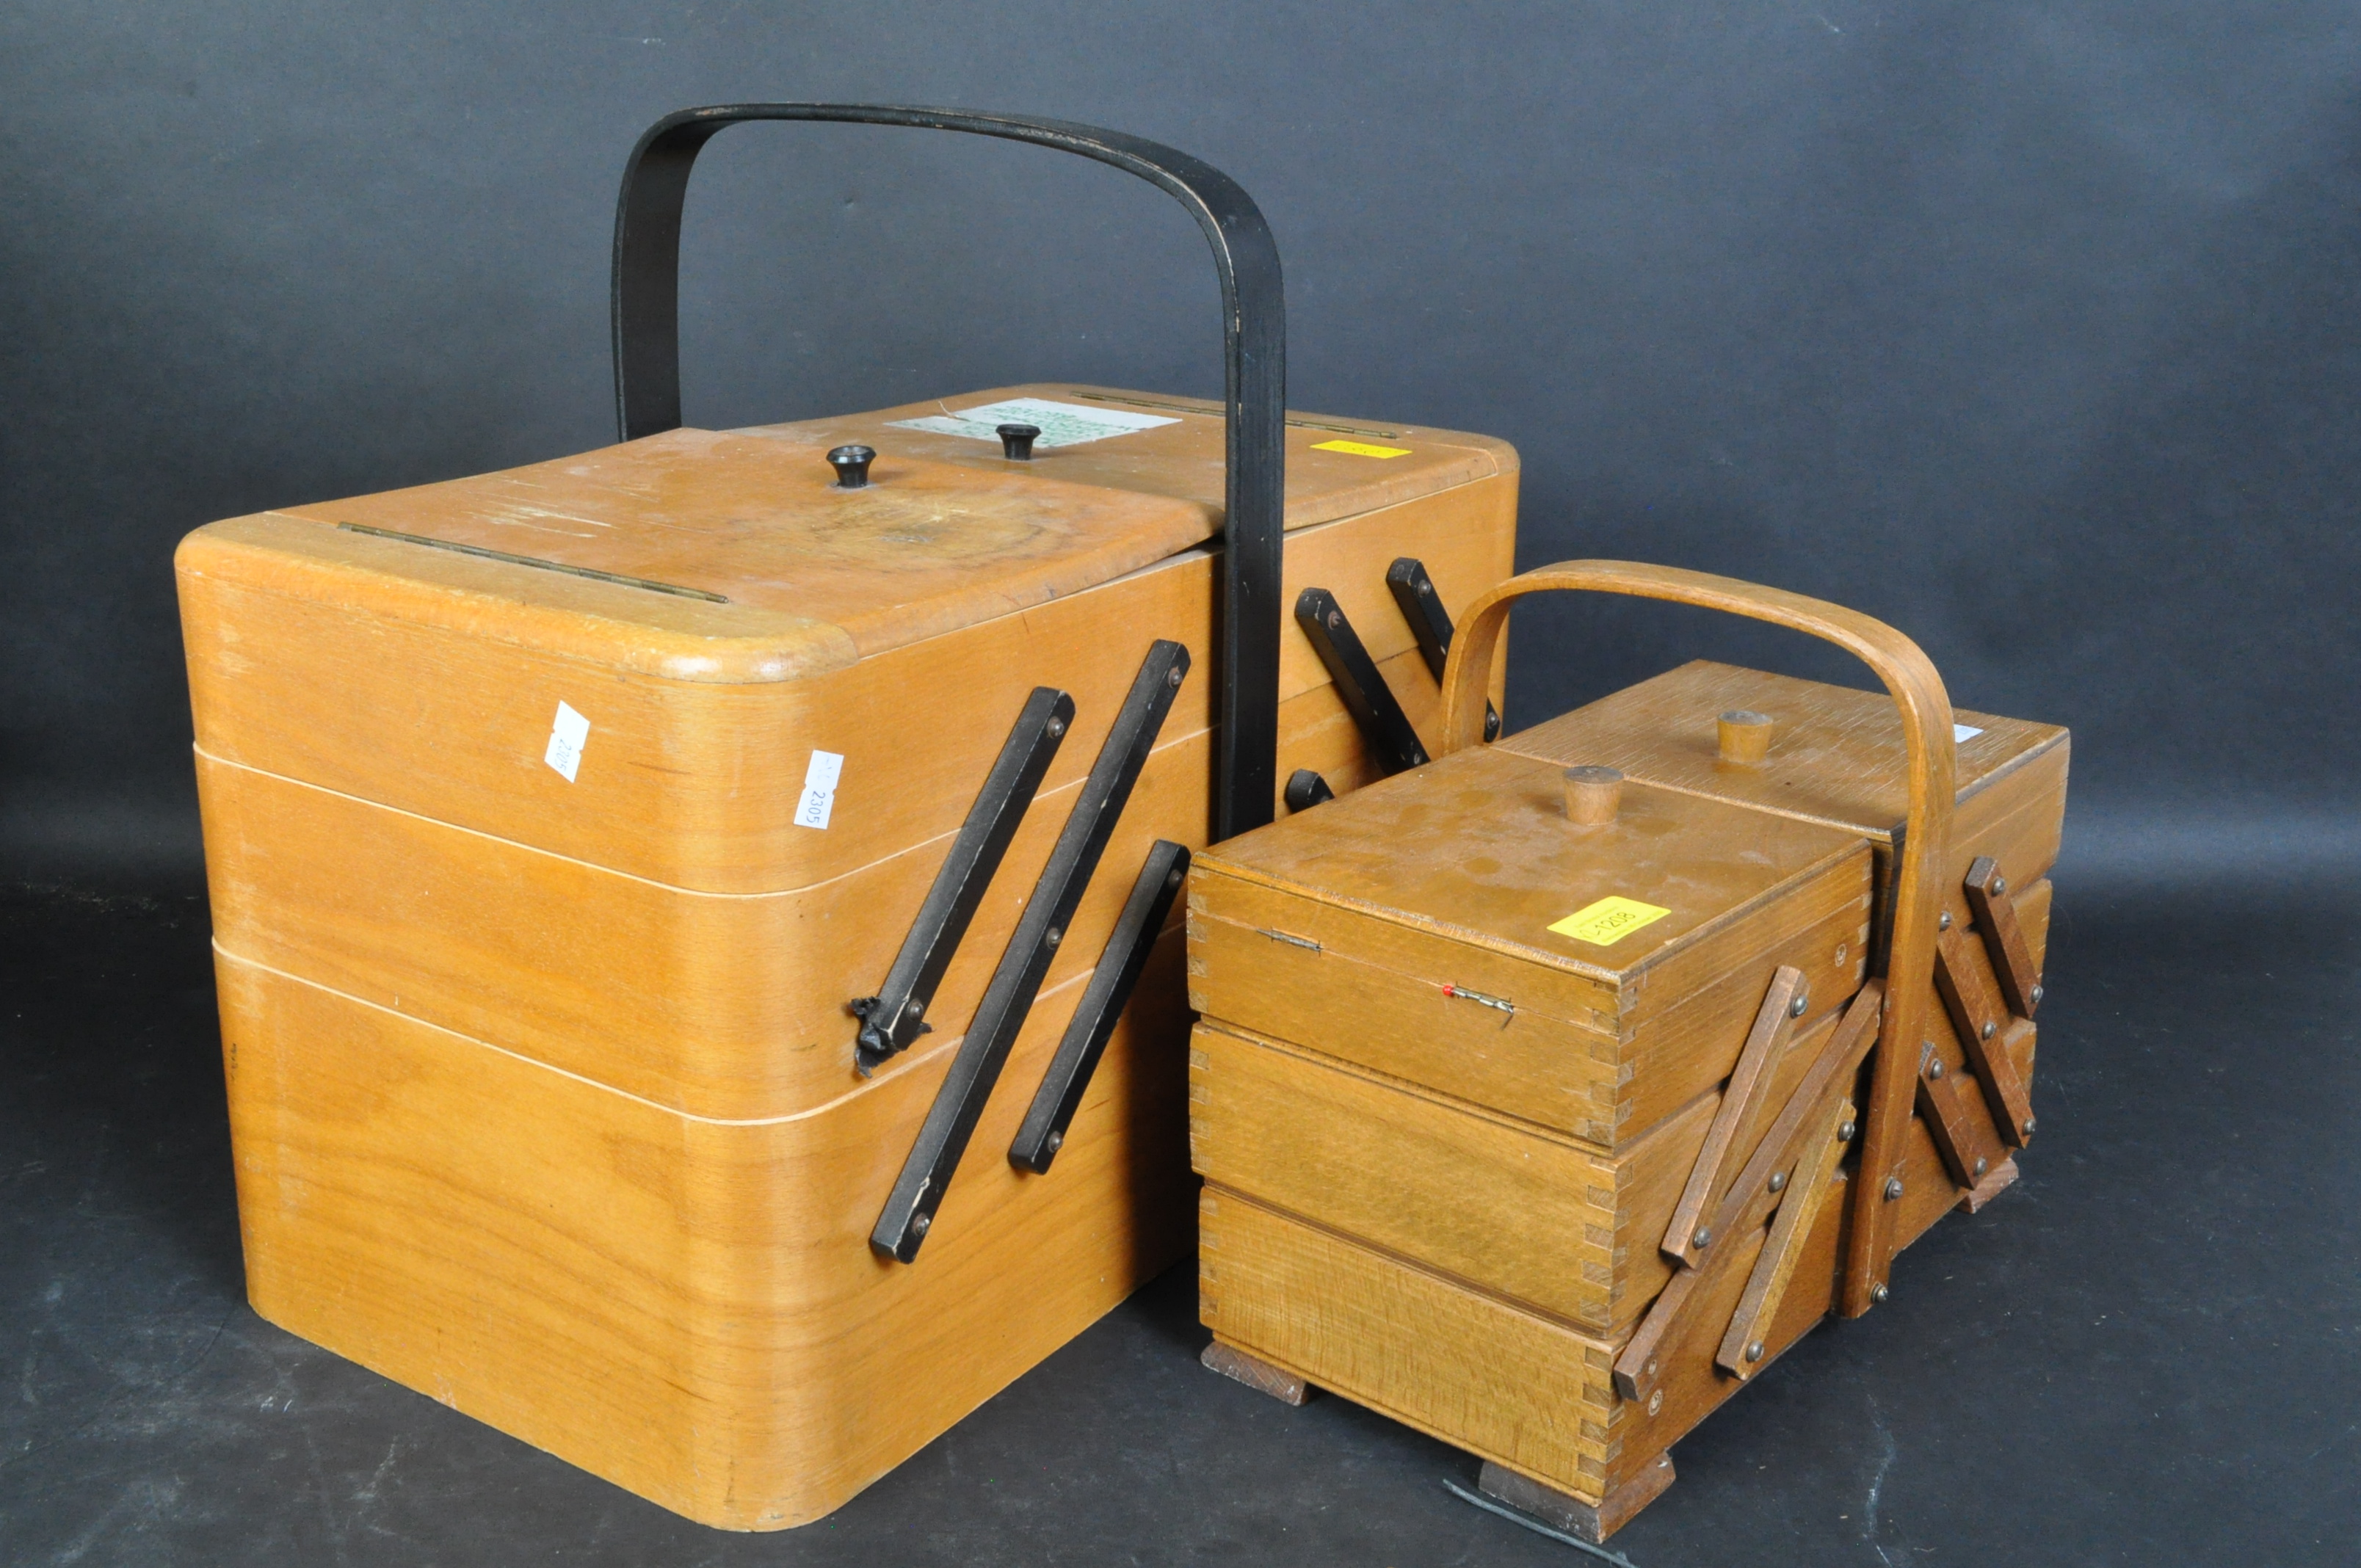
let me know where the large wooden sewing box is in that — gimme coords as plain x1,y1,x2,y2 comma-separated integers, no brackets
175,106,1517,1528
1189,562,2067,1539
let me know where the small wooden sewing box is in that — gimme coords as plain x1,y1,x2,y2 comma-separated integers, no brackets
1187,561,2066,1539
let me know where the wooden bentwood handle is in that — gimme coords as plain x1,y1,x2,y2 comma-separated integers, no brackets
1437,561,1957,1317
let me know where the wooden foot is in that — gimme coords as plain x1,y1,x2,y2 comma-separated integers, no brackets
1958,1156,2020,1213
1478,1452,1675,1543
1200,1340,1312,1406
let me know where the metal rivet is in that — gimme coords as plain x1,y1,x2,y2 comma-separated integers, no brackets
2022,1116,2037,1136
1973,1156,1988,1177
2029,984,2045,1006
1992,876,2008,897
1884,1176,1904,1201
906,998,925,1020
1327,609,1342,630
1167,869,1183,888
1768,1170,1787,1194
1047,716,1067,738
1167,666,1184,688
1691,1227,1713,1249
1927,1058,1944,1079
1789,992,1809,1017
1940,910,1953,930
1871,1282,1890,1305
1045,927,1063,948
1981,1020,1996,1041
1746,1341,1765,1363
1045,1130,1064,1153
910,1212,932,1236
1838,1119,1857,1143
1647,1389,1664,1415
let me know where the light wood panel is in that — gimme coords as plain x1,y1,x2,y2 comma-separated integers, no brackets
217,931,1192,1532
1189,1011,1835,1335
197,645,1434,1121
180,475,1514,895
1185,752,1871,1148
287,431,1220,658
1198,1188,1622,1497
1501,660,2065,843
736,382,1520,533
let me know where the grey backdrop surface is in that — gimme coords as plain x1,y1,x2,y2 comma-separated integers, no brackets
3,1,2357,882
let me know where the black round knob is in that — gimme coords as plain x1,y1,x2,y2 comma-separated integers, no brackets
996,424,1041,461
827,445,875,489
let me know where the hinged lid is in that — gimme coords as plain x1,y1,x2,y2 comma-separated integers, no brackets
739,382,1516,534
1188,743,1873,1147
188,387,1514,686
1502,661,2065,841
1200,744,1867,990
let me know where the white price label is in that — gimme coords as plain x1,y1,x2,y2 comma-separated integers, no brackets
796,750,845,830
545,701,590,783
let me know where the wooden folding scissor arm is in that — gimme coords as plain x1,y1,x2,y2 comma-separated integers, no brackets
1615,979,1885,1404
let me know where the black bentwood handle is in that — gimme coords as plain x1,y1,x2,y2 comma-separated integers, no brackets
612,104,1285,840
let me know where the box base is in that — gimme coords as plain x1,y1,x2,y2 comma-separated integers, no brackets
1200,1339,1313,1406
1479,1453,1675,1543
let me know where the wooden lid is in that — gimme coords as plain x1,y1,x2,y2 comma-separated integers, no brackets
1502,661,2068,841
188,386,1514,685
1197,744,1866,984
736,383,1517,533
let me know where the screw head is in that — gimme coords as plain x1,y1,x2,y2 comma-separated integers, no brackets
1838,1119,1857,1143
1045,926,1063,949
1992,876,2008,896
2029,984,2045,1007
1167,868,1183,888
2022,1116,2037,1136
906,998,925,1020
1327,609,1342,630
1981,1020,1997,1041
1768,1170,1788,1194
1167,666,1184,688
1973,1156,1988,1177
1871,1282,1891,1305
910,1211,932,1236
1927,1058,1944,1080
1647,1389,1664,1415
1047,716,1067,738
1746,1340,1765,1363
1789,992,1810,1017
1644,1357,1658,1378
1940,910,1953,930
1691,1227,1713,1249
1884,1176,1905,1201
1045,1130,1065,1153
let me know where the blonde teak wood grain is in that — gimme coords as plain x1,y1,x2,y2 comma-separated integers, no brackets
179,446,1514,895
219,932,1191,1531
180,384,1520,1528
737,383,1517,532
195,648,1425,1120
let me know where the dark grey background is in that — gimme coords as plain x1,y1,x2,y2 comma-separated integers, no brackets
4,0,2358,882
4,4,2359,1566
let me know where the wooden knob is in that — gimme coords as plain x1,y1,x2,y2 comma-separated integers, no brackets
1717,709,1774,765
1562,765,1623,825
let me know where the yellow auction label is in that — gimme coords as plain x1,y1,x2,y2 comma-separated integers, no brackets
1310,438,1412,459
1549,896,1673,947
